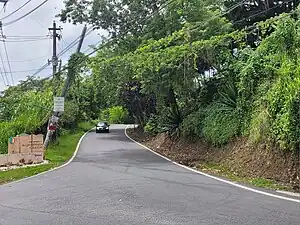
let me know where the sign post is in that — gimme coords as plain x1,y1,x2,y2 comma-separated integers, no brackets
54,97,64,112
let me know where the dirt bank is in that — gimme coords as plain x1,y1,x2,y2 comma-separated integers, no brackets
127,128,300,192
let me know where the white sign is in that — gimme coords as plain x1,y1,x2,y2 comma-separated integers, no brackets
54,97,64,112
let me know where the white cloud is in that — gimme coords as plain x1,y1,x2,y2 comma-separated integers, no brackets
0,0,104,91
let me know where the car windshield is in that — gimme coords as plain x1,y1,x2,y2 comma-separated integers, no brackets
97,122,107,126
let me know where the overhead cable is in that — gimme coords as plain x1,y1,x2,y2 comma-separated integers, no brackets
2,40,14,85
0,49,9,86
0,38,49,43
32,26,94,77
2,0,49,26
0,0,32,21
0,66,7,87
42,0,178,80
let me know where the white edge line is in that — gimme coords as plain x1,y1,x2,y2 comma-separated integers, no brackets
276,190,300,198
1,128,93,187
125,125,300,203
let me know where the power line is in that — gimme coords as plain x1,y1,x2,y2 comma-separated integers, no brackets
5,54,49,63
190,0,247,31
2,40,13,85
0,0,32,21
84,0,178,57
4,35,49,38
58,0,296,82
234,0,295,25
32,26,94,76
2,0,49,26
0,38,49,43
1,67,51,73
42,0,178,80
0,65,7,87
0,47,9,86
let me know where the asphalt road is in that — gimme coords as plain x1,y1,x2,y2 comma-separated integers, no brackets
0,125,299,225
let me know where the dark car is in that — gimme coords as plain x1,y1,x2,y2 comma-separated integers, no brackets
96,122,110,133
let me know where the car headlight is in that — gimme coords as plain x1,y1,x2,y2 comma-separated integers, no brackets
106,127,109,129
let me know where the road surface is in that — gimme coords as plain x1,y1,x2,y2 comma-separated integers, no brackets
0,125,299,225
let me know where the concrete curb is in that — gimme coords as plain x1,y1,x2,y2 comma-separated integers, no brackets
124,125,300,203
0,128,93,187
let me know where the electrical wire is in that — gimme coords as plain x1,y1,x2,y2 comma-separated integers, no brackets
0,0,32,21
1,67,51,73
57,27,94,57
4,35,49,38
42,0,178,80
2,0,49,26
33,63,49,76
0,48,9,86
0,38,49,43
2,40,14,85
32,26,94,76
190,0,247,31
54,0,296,81
0,66,7,87
83,0,178,57
233,0,295,25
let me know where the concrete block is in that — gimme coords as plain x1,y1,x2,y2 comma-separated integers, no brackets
0,155,8,166
7,154,25,165
30,152,44,163
19,135,32,154
31,134,44,152
8,137,20,154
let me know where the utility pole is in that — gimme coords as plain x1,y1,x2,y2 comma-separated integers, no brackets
48,21,61,96
0,0,8,6
61,25,87,98
43,25,87,149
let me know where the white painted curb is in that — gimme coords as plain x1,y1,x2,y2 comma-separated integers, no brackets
125,125,300,203
0,128,93,187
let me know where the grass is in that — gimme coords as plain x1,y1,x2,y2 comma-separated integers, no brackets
0,122,93,185
197,163,291,191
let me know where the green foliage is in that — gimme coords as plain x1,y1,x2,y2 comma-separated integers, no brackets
202,104,240,145
99,106,129,124
0,89,52,154
180,109,205,139
60,101,80,130
218,80,238,111
54,1,300,153
109,106,129,124
266,63,300,150
0,127,88,184
249,104,270,144
144,115,160,135
160,105,183,137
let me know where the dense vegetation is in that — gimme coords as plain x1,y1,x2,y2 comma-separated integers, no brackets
1,0,300,155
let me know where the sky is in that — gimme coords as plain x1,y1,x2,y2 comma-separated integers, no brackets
0,0,104,91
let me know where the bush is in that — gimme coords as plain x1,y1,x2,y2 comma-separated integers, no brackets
180,109,205,139
265,63,300,150
0,89,52,154
99,106,129,124
144,115,160,135
202,104,240,145
60,101,80,130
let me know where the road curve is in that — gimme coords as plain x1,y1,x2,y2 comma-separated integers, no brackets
0,125,299,225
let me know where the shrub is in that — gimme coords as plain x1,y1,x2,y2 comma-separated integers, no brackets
99,106,129,124
202,104,240,145
266,63,300,150
144,115,160,135
159,105,183,137
180,109,205,139
109,106,129,123
60,101,80,130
